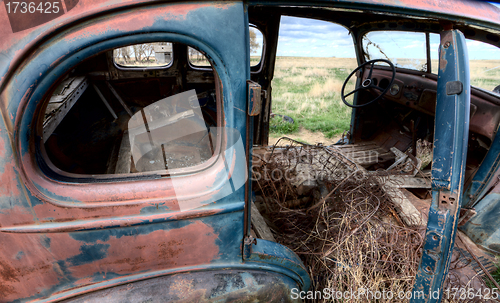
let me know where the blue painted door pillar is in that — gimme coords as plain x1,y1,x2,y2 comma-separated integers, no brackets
411,29,470,302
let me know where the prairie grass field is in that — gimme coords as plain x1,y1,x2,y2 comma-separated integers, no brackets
270,57,358,139
270,57,500,140
469,60,500,91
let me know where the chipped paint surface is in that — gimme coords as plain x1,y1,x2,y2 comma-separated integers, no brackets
62,4,218,42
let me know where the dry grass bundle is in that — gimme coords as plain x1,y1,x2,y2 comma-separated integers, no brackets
255,138,424,302
254,138,494,302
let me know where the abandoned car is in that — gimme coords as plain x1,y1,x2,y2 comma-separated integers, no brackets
0,0,500,302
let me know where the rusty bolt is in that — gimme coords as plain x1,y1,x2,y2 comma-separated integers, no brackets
444,42,451,48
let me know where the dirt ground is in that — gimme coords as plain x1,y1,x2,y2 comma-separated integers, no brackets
269,127,343,146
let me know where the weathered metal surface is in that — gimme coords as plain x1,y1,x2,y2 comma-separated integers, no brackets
248,0,500,32
411,29,471,303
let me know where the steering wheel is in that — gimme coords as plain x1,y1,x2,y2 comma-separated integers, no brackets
341,59,396,108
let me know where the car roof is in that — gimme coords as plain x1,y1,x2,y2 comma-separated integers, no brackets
1,0,499,90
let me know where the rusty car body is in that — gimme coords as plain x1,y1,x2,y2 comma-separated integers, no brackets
0,0,500,302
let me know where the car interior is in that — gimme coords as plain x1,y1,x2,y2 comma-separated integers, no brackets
248,6,500,199
38,5,500,200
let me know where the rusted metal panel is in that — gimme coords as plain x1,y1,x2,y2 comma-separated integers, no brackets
61,270,302,303
0,217,229,301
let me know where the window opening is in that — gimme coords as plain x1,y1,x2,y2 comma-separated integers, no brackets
42,42,219,176
114,42,173,67
271,16,356,144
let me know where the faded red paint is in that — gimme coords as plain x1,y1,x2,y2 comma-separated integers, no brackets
396,0,500,23
0,206,34,228
63,3,223,42
0,160,20,196
71,221,219,279
0,134,5,156
0,221,219,301
30,198,170,223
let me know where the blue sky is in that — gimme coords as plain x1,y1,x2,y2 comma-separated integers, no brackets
272,15,500,60
276,16,355,58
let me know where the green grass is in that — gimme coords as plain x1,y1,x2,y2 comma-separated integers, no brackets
297,112,351,138
269,115,299,136
270,57,357,138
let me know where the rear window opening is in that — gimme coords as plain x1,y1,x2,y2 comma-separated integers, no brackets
41,42,220,177
113,42,173,68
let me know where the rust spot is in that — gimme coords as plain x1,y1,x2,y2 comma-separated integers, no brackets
0,260,19,282
0,282,17,298
439,45,448,71
440,21,453,31
438,31,454,72
159,240,184,259
0,233,65,301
